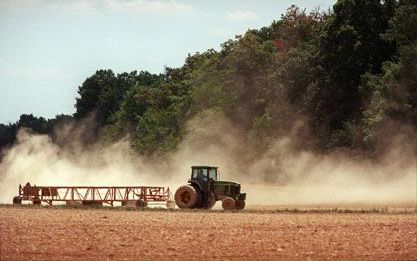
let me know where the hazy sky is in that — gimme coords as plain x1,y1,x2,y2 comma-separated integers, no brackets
0,0,335,124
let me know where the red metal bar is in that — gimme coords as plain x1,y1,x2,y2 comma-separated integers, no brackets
15,183,173,206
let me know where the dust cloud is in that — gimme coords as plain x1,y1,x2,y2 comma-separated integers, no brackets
171,110,416,205
0,129,171,203
0,109,415,206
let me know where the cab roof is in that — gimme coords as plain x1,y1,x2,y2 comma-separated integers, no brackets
191,166,218,169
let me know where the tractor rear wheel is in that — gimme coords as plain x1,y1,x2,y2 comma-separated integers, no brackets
235,200,245,210
191,185,203,208
222,197,236,210
175,185,198,209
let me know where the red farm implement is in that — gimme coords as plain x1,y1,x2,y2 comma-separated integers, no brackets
13,182,174,208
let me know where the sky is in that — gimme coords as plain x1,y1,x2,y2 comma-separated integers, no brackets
0,0,336,124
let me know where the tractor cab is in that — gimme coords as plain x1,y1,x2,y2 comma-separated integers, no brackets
189,166,217,197
190,166,218,182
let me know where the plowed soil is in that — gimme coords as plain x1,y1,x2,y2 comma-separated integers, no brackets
1,206,416,260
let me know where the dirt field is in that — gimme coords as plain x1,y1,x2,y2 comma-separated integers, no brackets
1,206,416,260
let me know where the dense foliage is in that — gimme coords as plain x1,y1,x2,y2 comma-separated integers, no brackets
1,0,415,159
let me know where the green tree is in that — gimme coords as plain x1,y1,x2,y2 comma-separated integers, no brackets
360,0,417,152
0,123,17,149
221,32,277,128
17,114,48,134
74,70,118,124
313,0,397,149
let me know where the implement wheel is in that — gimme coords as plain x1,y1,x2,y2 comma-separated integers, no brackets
235,200,245,210
33,199,41,205
135,199,147,208
222,197,236,210
175,185,198,209
13,196,21,205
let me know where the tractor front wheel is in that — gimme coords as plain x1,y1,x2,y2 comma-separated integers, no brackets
175,185,199,209
235,200,245,210
222,197,236,210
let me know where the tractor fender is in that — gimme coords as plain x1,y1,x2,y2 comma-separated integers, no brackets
189,180,204,193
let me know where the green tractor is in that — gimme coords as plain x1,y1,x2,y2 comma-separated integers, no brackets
174,166,246,210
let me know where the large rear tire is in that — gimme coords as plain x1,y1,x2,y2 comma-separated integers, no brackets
235,200,245,210
222,197,236,210
191,185,203,208
175,185,198,209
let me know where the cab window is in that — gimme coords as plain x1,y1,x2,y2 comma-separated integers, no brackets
199,168,208,177
208,169,217,180
192,169,198,179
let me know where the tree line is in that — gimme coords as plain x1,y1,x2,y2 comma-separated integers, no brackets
1,0,415,159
